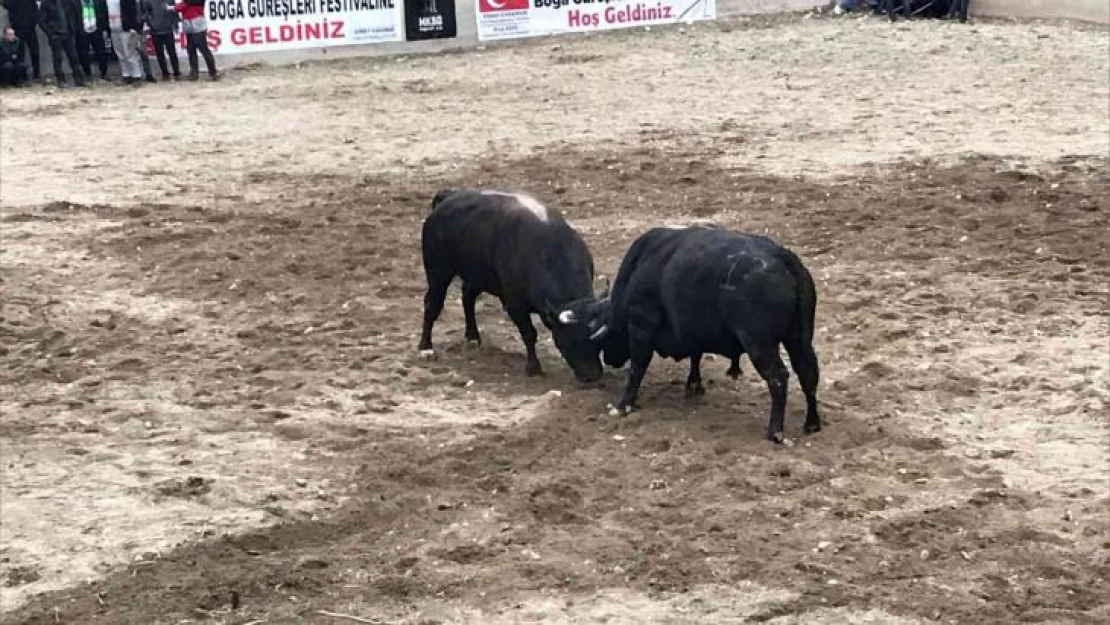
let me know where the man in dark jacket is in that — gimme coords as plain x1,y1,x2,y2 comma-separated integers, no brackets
70,0,110,80
38,0,87,86
0,26,28,86
1,0,40,80
141,0,178,79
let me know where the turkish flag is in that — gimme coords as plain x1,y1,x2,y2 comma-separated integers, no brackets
478,0,529,12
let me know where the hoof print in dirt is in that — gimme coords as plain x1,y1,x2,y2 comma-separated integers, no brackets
3,565,41,587
155,476,212,498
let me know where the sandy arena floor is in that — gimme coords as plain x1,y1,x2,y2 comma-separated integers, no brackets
1,10,1108,625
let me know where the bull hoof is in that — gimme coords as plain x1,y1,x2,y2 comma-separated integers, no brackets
726,365,742,379
684,383,706,399
525,362,544,377
418,349,436,361
804,420,822,435
609,402,634,417
767,431,785,445
465,338,482,348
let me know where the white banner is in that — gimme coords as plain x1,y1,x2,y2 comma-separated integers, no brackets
190,0,404,54
475,0,715,42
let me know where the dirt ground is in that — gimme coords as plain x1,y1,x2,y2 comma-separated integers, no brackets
1,10,1108,625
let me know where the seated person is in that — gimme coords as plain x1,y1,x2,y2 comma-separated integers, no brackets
0,27,28,87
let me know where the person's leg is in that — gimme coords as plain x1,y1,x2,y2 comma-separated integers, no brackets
17,25,41,79
165,34,181,77
152,33,170,78
62,34,87,85
165,33,180,76
0,64,12,87
110,30,128,80
75,30,93,77
195,31,217,78
49,38,67,86
137,36,156,81
93,30,109,78
185,32,200,79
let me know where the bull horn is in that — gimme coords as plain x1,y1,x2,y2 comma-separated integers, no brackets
589,325,609,341
558,310,577,325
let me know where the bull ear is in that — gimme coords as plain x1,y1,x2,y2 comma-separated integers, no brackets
589,324,609,341
558,310,578,325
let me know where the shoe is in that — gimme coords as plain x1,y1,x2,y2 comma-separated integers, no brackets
145,75,157,83
208,72,220,82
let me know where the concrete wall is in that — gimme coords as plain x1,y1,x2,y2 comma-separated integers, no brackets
973,0,1109,24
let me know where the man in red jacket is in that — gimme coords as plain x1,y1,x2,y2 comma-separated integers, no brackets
173,0,217,81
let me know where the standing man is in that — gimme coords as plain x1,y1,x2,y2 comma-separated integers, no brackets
72,0,110,81
142,0,178,79
106,0,143,83
173,0,217,81
38,0,87,86
1,0,40,81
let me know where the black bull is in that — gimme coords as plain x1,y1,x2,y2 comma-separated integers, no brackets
417,188,609,383
562,226,822,444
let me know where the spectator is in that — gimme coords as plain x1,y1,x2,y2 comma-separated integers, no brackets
73,0,111,81
142,0,179,80
1,0,40,81
38,0,87,87
106,0,143,84
133,0,158,82
173,0,218,81
0,26,29,86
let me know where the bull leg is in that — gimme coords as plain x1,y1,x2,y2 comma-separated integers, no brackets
418,269,454,359
745,343,790,444
785,337,822,435
461,284,482,346
726,356,742,379
616,327,656,412
505,302,543,377
685,354,706,398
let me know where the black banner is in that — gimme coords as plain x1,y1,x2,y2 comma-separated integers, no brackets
404,0,456,40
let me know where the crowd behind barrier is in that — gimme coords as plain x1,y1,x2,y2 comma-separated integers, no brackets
0,0,1106,86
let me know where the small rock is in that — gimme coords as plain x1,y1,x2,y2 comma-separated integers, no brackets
920,549,930,560
295,478,308,488
1063,510,1073,522
826,579,839,586
649,480,667,490
817,541,832,552
960,550,972,561
612,435,626,442
964,448,982,459
546,390,561,398
465,380,475,388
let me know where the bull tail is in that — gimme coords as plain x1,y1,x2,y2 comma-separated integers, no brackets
776,247,816,346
